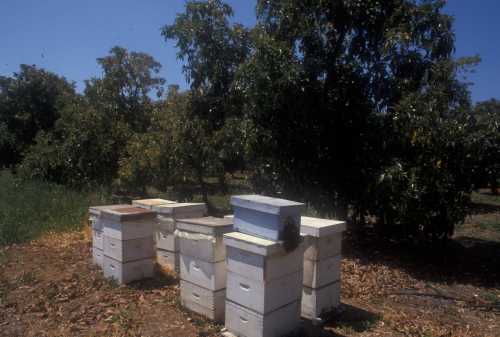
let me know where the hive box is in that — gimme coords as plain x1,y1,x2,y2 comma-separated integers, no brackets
181,280,226,322
152,203,207,219
92,228,104,250
157,249,179,271
176,217,233,262
224,232,304,282
100,207,156,284
132,198,176,210
103,256,154,284
225,300,301,337
103,235,154,262
230,195,304,241
301,281,341,320
223,232,303,336
92,247,104,267
300,216,345,320
178,217,233,320
89,204,130,231
101,207,155,240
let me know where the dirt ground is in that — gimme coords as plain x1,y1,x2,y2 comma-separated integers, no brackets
0,193,499,337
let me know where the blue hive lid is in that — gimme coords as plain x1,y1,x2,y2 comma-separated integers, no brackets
230,195,304,215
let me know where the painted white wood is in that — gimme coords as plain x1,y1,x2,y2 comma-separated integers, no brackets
300,216,346,237
180,280,226,322
92,247,104,268
301,281,341,320
303,233,342,261
225,245,304,282
178,234,225,262
155,216,176,232
103,256,154,284
231,195,303,241
155,230,178,251
103,219,153,240
89,204,130,231
225,300,301,337
103,236,154,262
132,199,176,210
152,203,207,218
226,270,302,315
92,229,104,250
303,254,341,288
156,249,179,271
223,232,288,257
176,217,233,236
180,254,226,291
100,207,155,222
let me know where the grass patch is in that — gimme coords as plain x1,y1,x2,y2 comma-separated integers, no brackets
0,170,111,246
471,190,500,206
478,219,500,231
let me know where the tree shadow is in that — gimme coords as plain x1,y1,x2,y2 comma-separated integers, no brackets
468,202,500,215
342,228,500,288
128,265,179,290
296,303,379,337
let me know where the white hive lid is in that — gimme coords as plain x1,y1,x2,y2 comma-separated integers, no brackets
230,195,304,215
300,216,346,237
132,198,176,209
223,231,303,256
176,216,233,236
152,202,206,215
100,206,155,222
88,204,130,217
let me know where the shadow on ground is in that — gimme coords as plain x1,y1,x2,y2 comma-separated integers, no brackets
342,225,500,288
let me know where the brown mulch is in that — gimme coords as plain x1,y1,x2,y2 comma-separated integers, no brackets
0,227,499,337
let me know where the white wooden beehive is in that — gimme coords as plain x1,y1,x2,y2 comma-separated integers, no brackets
225,300,301,337
301,281,341,320
92,247,104,268
179,254,226,291
92,229,104,250
156,249,179,271
103,235,154,262
180,280,225,322
101,207,155,240
132,198,176,210
303,254,341,288
231,195,304,241
226,270,302,315
152,202,207,219
89,204,130,231
224,232,304,282
155,230,178,251
176,216,233,262
102,256,154,284
301,216,345,261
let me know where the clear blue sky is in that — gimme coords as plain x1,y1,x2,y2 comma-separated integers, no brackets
1,0,498,102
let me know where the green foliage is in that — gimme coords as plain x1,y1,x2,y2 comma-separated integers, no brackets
472,99,500,194
19,47,165,188
0,170,111,246
0,65,76,166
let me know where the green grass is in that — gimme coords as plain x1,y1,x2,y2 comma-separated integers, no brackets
471,190,500,206
0,170,111,246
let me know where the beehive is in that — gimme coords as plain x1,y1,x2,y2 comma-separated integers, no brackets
300,216,346,320
176,216,233,321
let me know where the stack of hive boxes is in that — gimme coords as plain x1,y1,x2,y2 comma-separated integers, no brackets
89,204,130,268
176,217,233,321
100,206,156,284
300,216,346,321
223,195,305,337
152,203,207,271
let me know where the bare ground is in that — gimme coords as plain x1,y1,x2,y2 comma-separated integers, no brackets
1,194,499,337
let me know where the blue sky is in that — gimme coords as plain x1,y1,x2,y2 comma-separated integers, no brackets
1,0,498,102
